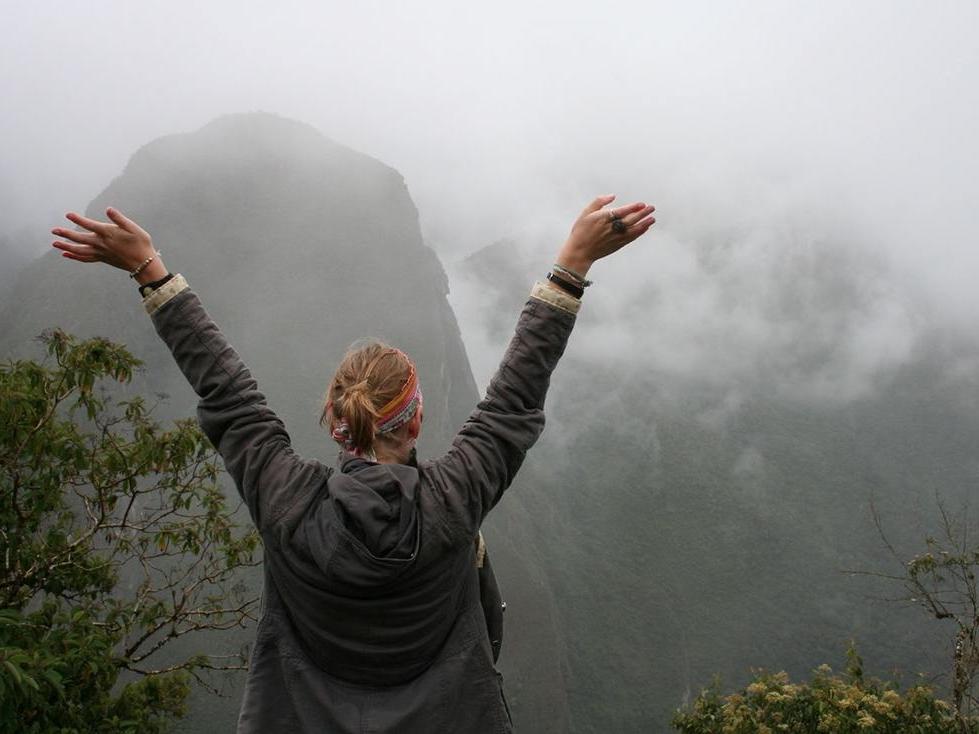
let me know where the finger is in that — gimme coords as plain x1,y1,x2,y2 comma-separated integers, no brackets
621,204,656,226
631,215,656,233
582,195,616,216
60,250,99,263
51,227,98,245
617,217,656,243
65,211,109,234
607,201,647,221
52,240,100,259
106,206,140,233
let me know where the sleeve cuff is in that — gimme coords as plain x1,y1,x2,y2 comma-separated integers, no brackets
142,273,189,315
530,280,581,315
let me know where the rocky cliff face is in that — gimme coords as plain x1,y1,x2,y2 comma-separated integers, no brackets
0,114,568,732
1,113,477,461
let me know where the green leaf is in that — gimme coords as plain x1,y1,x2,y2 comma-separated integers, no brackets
3,660,23,685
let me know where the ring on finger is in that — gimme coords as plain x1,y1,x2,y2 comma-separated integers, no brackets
607,210,618,222
611,219,628,234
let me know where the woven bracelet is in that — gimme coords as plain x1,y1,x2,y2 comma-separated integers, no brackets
552,263,592,287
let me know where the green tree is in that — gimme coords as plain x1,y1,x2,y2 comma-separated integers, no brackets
0,330,260,733
867,499,979,731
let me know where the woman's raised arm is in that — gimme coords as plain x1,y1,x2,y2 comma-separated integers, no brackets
425,195,655,535
51,209,323,536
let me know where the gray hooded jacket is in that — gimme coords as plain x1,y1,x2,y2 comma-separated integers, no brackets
146,276,578,733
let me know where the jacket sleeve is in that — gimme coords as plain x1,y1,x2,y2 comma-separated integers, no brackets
147,275,327,536
424,282,578,536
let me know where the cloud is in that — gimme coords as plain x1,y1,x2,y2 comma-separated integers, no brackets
452,172,921,405
3,0,976,327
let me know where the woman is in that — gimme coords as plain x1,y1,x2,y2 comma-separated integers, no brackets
51,195,655,733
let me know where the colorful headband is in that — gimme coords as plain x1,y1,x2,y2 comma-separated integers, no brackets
375,355,423,435
326,351,422,453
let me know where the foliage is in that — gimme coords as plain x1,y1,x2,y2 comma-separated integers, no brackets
0,330,261,733
672,645,974,733
867,499,979,727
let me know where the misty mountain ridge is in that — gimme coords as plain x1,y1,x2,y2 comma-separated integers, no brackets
453,229,979,730
0,230,34,304
0,112,471,448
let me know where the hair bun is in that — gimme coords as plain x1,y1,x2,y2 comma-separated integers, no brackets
346,378,372,397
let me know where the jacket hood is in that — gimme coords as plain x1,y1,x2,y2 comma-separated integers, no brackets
323,454,421,572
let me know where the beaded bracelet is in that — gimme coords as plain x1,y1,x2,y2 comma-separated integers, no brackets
129,251,160,279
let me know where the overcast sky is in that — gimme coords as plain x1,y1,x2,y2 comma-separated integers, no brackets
3,1,977,319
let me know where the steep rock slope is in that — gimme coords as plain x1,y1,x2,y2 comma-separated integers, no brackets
1,113,476,460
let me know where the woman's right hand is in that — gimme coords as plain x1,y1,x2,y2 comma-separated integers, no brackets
555,195,655,278
52,208,167,285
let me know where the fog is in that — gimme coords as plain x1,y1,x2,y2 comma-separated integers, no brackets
4,1,979,730
4,2,978,315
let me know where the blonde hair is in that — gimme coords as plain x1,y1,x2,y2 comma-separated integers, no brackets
321,340,416,454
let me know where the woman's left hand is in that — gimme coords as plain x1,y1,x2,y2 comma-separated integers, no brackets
52,208,167,283
556,195,655,278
